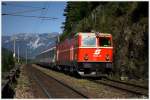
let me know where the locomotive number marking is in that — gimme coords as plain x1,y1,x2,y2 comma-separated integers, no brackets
93,49,101,55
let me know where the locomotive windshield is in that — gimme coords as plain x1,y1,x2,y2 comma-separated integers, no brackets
82,35,96,47
99,37,111,47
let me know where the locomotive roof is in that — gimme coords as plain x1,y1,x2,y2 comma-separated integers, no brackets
39,46,56,55
75,32,112,37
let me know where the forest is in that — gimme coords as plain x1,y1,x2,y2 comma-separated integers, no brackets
2,48,15,76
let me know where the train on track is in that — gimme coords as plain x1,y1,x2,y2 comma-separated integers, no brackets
35,32,113,77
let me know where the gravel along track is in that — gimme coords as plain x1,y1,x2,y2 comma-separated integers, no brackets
29,64,147,98
92,78,148,97
26,64,88,98
15,65,34,98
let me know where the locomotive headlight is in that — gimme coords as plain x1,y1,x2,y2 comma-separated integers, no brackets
105,54,110,61
84,54,88,61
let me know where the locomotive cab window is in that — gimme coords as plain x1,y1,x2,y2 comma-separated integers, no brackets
99,37,111,47
82,35,96,47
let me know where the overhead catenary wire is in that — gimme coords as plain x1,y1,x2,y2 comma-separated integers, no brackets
2,13,58,20
2,2,42,9
3,8,46,15
40,3,48,20
32,3,47,33
37,3,47,32
2,3,58,20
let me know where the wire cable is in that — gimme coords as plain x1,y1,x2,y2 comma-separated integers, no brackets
2,13,58,20
2,2,42,9
4,8,46,15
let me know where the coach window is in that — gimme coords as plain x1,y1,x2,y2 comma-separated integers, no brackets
82,35,96,47
99,37,111,47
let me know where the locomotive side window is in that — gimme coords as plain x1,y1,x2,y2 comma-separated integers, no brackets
99,37,111,47
82,35,96,47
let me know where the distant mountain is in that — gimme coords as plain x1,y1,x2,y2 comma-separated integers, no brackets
2,33,59,59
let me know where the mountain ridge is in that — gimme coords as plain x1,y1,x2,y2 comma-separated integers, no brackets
2,33,59,59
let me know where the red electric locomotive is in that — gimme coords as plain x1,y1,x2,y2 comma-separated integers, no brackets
56,32,113,76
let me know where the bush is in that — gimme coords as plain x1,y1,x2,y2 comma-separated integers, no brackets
2,48,15,73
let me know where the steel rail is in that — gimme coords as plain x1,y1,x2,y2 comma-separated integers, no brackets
32,66,89,98
105,77,148,89
91,79,148,97
31,73,52,98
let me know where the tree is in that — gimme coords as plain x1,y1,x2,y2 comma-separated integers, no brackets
61,2,101,41
2,48,15,72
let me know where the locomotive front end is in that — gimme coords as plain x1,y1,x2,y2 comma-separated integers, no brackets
77,32,113,77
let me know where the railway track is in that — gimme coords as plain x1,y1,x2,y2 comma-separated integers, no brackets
26,64,89,98
105,77,148,89
91,78,148,97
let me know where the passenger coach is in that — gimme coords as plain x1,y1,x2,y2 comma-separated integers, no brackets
35,47,56,68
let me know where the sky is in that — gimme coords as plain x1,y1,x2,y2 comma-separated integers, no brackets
2,1,67,36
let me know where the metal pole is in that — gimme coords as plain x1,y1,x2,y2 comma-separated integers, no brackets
57,33,60,43
26,47,27,64
18,46,19,63
13,37,16,58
